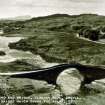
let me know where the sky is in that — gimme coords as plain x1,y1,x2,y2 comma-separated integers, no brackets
0,0,105,18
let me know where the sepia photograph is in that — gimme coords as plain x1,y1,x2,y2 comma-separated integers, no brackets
0,0,105,105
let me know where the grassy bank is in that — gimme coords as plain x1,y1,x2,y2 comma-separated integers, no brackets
0,60,40,72
9,33,105,65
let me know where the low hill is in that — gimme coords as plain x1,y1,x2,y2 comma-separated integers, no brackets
5,14,105,65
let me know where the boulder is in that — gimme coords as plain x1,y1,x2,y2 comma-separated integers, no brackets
56,68,84,95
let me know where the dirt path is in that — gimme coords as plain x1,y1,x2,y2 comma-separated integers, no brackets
76,33,105,45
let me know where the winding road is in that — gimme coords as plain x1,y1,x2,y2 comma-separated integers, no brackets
76,33,105,44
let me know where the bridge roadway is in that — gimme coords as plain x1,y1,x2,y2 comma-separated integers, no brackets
0,63,105,85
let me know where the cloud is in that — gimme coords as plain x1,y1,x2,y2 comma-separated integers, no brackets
13,0,61,7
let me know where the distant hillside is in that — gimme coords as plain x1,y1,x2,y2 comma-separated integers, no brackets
8,15,32,21
4,14,105,65
0,15,32,21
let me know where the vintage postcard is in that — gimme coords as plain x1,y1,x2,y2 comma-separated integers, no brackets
0,0,105,105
